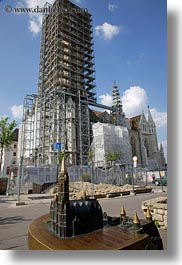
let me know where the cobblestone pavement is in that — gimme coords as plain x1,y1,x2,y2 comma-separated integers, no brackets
0,191,167,250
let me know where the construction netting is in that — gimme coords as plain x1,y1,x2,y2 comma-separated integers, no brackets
91,122,131,167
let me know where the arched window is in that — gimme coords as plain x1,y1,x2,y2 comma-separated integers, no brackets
144,139,149,157
131,136,137,157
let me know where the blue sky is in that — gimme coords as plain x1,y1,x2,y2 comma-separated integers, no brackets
0,0,167,158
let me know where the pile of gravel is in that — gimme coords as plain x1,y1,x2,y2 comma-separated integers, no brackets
46,181,134,200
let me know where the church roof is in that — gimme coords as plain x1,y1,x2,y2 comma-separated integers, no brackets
12,128,19,142
129,115,141,120
91,110,104,116
129,115,141,130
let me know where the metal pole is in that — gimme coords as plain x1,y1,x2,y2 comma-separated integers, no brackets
91,159,94,198
132,164,134,192
17,156,23,203
131,156,137,195
158,164,164,192
56,150,59,183
145,169,148,186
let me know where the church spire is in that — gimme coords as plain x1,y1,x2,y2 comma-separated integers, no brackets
112,81,122,109
112,82,125,126
147,105,155,125
160,143,164,152
60,155,67,174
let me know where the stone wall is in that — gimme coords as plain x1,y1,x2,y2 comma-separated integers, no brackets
142,197,167,230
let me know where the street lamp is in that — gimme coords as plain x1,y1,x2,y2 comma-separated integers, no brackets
158,163,164,192
131,156,137,195
145,168,148,186
16,155,25,206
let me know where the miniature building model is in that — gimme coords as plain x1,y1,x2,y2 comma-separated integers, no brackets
50,156,103,238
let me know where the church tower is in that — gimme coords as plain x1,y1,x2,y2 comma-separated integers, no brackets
147,106,158,152
147,106,156,133
112,82,126,126
129,106,166,170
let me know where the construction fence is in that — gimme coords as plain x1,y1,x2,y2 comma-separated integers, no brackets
6,164,166,195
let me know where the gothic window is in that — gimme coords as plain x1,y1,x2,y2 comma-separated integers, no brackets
67,104,71,112
144,139,149,157
131,136,137,157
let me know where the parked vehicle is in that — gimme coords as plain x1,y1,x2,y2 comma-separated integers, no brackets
152,176,167,186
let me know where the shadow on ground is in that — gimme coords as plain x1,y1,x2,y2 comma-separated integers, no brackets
0,216,32,225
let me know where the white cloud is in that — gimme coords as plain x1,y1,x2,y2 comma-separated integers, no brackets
108,4,118,12
10,105,23,120
150,108,167,129
122,87,167,129
95,22,121,40
99,93,112,106
20,1,82,35
121,86,148,117
98,86,167,130
20,0,55,35
99,86,147,116
29,19,41,35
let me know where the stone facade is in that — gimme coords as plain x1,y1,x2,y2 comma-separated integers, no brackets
129,108,166,170
90,106,166,171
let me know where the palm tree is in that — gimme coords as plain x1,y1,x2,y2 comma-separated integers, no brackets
0,117,17,174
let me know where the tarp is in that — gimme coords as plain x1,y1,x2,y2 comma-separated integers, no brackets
91,122,131,166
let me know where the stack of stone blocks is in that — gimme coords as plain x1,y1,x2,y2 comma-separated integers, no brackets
142,197,167,230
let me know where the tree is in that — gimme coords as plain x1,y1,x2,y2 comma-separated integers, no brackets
58,150,69,164
105,151,121,166
0,117,17,174
88,150,95,161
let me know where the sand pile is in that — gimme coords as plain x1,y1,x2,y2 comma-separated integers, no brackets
47,181,134,199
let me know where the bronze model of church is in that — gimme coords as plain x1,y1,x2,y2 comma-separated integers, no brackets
28,156,164,249
50,157,103,238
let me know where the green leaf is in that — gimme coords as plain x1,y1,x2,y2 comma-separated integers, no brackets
0,117,17,172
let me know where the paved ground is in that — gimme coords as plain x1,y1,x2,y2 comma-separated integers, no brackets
0,190,167,250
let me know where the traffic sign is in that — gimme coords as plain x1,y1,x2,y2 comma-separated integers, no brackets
54,143,62,150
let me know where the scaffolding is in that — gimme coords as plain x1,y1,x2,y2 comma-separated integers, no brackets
21,94,37,165
112,82,126,127
35,0,96,166
20,1,124,168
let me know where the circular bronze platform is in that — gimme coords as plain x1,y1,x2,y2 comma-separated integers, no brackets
28,214,151,250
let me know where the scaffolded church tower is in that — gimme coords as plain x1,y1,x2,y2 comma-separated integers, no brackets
20,0,118,168
112,82,126,126
35,0,96,166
